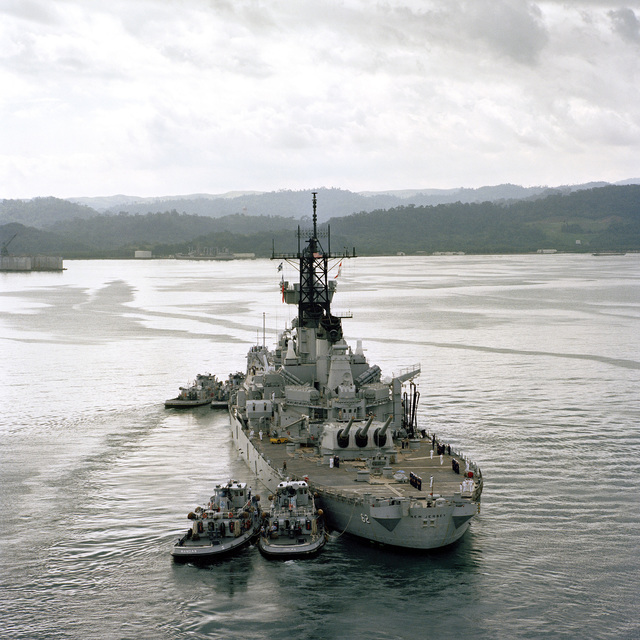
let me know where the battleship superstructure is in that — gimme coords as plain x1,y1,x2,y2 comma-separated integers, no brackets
228,194,482,550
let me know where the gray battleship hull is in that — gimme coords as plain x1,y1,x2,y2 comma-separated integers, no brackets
314,488,474,550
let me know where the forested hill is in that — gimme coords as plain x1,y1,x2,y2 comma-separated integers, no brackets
2,182,631,228
67,181,620,218
1,184,638,257
329,184,640,254
0,197,98,227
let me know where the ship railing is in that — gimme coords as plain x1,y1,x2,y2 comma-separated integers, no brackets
274,506,309,518
308,484,364,506
393,364,421,383
364,398,392,408
282,398,315,407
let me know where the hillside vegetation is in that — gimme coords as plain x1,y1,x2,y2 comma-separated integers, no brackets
1,185,638,257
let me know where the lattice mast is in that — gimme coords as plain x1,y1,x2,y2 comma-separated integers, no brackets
272,192,355,342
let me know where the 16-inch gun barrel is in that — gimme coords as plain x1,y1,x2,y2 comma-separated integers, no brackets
355,415,375,447
337,417,355,448
373,416,393,447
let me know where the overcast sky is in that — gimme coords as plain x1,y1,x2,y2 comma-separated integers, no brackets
1,0,639,199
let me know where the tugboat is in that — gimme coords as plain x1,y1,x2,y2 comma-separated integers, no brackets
258,480,326,559
228,193,483,550
171,480,261,561
165,373,228,408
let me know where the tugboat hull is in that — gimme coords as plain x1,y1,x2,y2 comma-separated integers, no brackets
165,398,211,408
258,534,326,559
171,529,257,561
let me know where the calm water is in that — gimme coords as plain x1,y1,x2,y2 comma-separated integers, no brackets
1,255,639,640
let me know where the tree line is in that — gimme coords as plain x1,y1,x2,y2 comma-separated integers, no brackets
1,185,638,258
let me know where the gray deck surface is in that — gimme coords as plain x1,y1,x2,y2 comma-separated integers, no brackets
249,435,469,499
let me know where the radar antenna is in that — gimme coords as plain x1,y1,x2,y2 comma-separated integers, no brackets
272,193,355,342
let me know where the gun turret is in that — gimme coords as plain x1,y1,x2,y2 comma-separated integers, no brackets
373,416,393,447
355,415,375,447
336,417,355,448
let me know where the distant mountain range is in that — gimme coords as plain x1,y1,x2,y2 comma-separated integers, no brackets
1,181,638,228
1,182,639,257
65,181,640,220
66,191,265,213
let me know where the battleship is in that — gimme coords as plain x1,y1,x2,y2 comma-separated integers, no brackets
228,193,482,550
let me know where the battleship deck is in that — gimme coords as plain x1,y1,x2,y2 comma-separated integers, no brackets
244,434,471,500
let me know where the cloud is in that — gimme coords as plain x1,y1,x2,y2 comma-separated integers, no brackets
0,0,62,25
419,0,550,66
0,0,639,197
609,7,640,43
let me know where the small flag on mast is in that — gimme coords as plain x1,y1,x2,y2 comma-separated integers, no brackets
277,262,283,272
335,261,342,279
